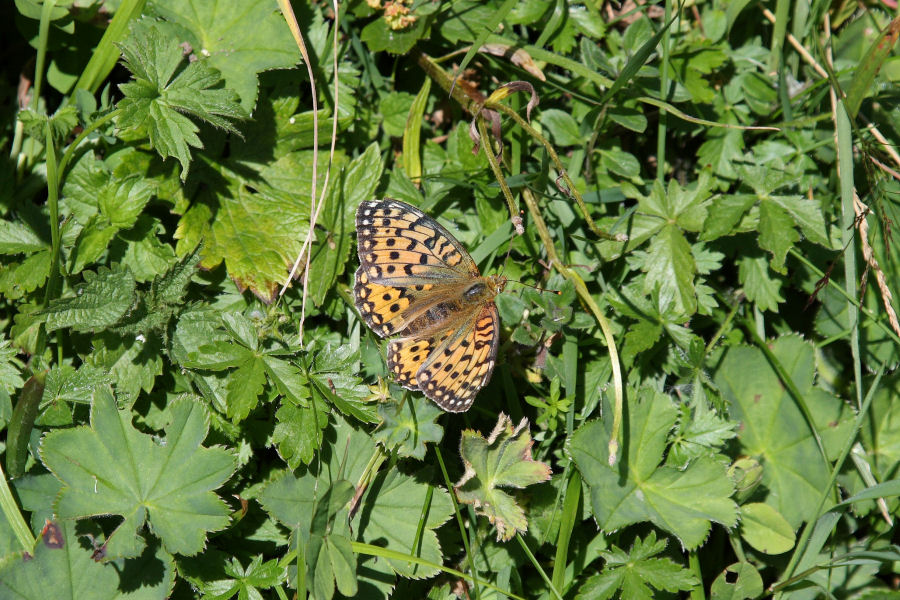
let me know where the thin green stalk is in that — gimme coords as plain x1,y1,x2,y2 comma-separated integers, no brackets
0,461,35,552
768,0,790,72
10,0,57,173
515,534,563,600
788,247,900,346
520,189,623,464
476,116,519,232
296,527,307,599
834,99,862,409
434,446,481,600
411,484,434,563
489,102,617,241
73,0,146,94
728,532,747,563
352,541,525,600
32,127,62,369
688,550,705,600
550,469,582,593
773,362,886,594
656,0,672,181
58,109,119,178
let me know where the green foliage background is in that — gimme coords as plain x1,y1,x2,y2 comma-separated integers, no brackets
1,0,900,598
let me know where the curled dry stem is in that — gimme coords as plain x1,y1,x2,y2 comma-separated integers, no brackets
520,188,623,465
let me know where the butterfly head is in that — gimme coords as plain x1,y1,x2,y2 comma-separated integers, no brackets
487,274,507,296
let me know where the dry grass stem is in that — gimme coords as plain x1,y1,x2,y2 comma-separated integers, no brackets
854,192,900,337
278,1,342,346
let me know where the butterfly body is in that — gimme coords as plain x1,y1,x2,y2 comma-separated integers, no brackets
354,199,505,412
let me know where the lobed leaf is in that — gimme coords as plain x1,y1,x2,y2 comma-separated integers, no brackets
40,389,236,558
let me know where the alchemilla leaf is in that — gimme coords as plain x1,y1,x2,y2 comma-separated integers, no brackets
147,0,297,112
455,413,552,542
715,335,854,527
569,389,738,549
0,521,176,599
40,389,236,559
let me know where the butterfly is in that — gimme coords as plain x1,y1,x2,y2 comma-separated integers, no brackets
354,199,506,412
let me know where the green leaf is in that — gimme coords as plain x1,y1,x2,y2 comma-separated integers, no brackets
373,396,444,460
576,531,698,600
42,265,136,333
701,194,756,240
0,521,176,599
739,503,795,555
697,129,744,179
307,481,357,600
179,159,313,302
273,400,328,469
738,254,784,312
225,355,267,422
149,244,201,306
148,0,297,112
198,555,285,600
757,199,798,272
308,345,378,423
710,562,764,600
358,469,453,578
361,5,435,54
18,105,78,144
69,219,118,274
715,335,854,527
455,414,552,542
669,398,738,468
0,219,47,254
261,416,453,582
117,21,246,179
307,143,383,306
0,335,26,393
644,224,697,316
600,148,641,178
569,389,738,549
0,251,52,299
42,364,112,405
541,109,582,146
83,333,164,406
379,91,416,137
263,354,309,405
844,18,900,118
39,389,236,558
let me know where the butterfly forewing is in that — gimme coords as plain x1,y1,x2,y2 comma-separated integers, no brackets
354,198,504,412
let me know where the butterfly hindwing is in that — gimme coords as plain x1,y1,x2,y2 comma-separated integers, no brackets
416,303,500,412
386,329,453,389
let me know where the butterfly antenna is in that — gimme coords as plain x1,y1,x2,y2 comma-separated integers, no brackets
506,278,561,295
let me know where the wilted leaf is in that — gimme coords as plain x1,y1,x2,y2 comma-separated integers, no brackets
455,413,551,542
